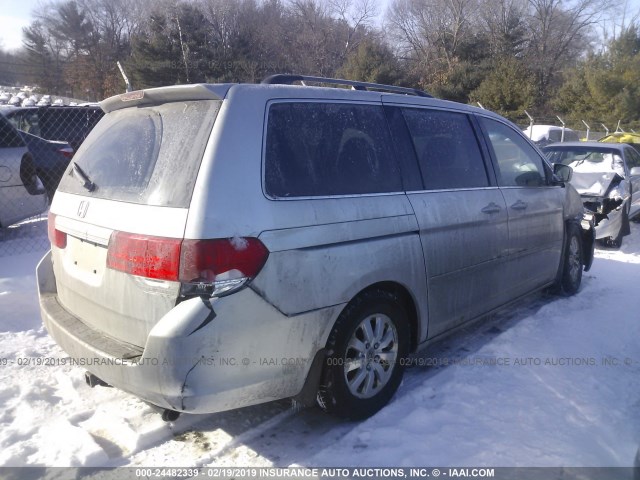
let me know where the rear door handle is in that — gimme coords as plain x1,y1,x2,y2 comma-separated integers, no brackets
481,202,502,214
511,200,528,211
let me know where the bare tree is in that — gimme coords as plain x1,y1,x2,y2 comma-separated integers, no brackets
328,0,379,61
198,0,244,56
386,0,478,88
478,0,528,56
525,0,607,98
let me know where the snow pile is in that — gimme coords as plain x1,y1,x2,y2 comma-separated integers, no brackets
306,230,640,467
0,223,639,467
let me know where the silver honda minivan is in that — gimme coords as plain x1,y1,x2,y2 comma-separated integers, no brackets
37,75,595,420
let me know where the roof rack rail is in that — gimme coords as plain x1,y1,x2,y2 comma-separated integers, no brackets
261,74,432,98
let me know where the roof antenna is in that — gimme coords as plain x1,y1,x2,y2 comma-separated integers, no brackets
117,61,133,93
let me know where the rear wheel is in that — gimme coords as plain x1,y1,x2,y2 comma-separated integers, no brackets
317,289,410,420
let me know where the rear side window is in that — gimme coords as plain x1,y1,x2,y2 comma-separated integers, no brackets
4,110,40,135
565,130,580,142
265,102,402,197
0,116,25,148
40,107,104,148
625,147,640,169
401,108,489,190
548,130,561,143
57,100,220,207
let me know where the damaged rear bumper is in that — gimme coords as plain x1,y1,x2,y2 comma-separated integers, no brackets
37,251,339,414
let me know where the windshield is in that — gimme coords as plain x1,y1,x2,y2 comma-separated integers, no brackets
544,147,625,177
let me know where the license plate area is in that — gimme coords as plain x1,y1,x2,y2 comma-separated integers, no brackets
61,235,108,286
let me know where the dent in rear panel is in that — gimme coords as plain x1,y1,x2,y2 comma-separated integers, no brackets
53,244,180,347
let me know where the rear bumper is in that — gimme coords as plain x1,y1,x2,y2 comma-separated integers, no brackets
37,251,339,413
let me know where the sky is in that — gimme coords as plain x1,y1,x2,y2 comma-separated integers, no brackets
0,0,41,51
2,0,640,53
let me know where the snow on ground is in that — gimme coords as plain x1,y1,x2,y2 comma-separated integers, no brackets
1,217,640,468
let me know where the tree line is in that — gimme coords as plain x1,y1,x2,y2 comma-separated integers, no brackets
1,0,639,130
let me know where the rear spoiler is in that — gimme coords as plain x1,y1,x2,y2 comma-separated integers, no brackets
100,84,233,113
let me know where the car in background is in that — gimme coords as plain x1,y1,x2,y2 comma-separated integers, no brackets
8,96,21,106
524,125,580,147
1,109,76,201
19,131,73,202
0,113,48,228
599,132,640,155
0,92,12,105
544,141,640,247
3,105,104,151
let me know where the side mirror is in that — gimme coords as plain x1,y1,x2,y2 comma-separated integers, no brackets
630,166,640,176
553,163,573,183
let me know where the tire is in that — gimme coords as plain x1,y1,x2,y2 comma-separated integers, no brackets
317,289,410,420
557,223,583,296
19,154,44,196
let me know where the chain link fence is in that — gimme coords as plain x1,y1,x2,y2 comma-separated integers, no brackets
0,101,635,258
0,105,103,257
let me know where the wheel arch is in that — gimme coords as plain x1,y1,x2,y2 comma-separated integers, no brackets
296,280,422,409
336,281,421,354
564,216,593,269
552,217,588,296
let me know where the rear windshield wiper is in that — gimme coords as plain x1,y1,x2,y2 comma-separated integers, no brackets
71,162,96,192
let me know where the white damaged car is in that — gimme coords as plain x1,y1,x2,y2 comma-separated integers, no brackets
544,141,640,248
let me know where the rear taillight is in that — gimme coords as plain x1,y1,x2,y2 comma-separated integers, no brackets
58,147,74,159
106,233,269,297
47,212,67,249
106,232,182,281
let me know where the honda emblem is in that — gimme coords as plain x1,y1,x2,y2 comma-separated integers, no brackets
77,201,89,218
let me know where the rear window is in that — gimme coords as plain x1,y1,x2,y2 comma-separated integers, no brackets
548,129,579,143
265,102,402,197
548,130,561,143
57,100,220,207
